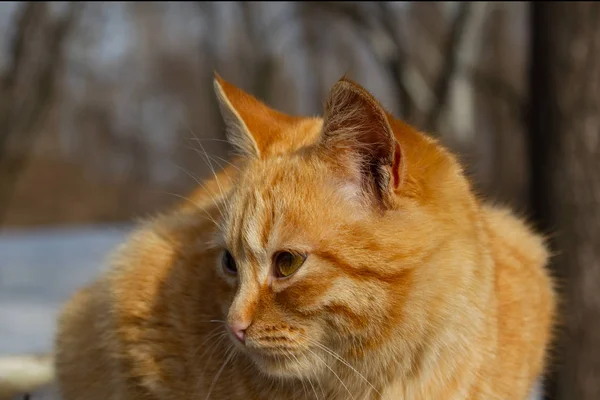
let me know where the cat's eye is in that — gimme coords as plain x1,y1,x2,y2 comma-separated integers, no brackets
222,250,237,275
273,251,306,278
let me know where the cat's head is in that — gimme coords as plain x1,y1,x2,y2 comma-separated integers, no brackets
210,74,478,380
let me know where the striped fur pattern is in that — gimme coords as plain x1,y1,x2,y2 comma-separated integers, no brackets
54,75,557,400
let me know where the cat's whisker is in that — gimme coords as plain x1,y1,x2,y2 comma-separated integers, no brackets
200,333,228,376
183,146,228,185
204,345,235,400
278,374,284,397
176,153,223,217
186,138,242,181
289,352,310,399
160,191,222,229
288,351,319,400
208,154,241,172
186,152,232,220
298,334,381,396
195,154,236,216
281,353,302,397
185,128,228,218
191,320,226,324
192,153,232,189
315,372,326,399
192,327,225,359
188,146,241,174
188,137,232,144
306,375,320,400
173,164,226,221
302,346,356,400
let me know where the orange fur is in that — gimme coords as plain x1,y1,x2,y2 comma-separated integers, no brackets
54,74,556,400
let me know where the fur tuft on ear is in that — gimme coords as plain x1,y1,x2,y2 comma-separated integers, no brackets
213,73,306,159
320,76,403,209
214,74,260,158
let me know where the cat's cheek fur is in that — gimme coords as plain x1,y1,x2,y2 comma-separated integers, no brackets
321,279,387,332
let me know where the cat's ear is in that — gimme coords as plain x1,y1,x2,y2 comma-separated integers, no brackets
320,77,404,209
213,73,296,158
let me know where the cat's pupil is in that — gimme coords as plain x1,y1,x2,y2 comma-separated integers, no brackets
222,250,237,274
274,251,305,278
279,252,292,269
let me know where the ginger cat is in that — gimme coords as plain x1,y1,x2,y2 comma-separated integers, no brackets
54,74,556,400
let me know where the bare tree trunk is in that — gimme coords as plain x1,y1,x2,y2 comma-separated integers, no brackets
529,3,600,399
424,2,472,132
475,4,530,211
0,2,79,226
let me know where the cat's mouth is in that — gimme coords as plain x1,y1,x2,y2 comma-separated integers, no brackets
244,340,306,361
222,325,323,377
229,336,321,378
246,347,319,378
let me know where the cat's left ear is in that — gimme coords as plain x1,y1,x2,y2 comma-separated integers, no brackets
320,77,404,210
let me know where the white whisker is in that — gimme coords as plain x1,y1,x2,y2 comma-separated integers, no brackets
185,128,228,215
301,335,382,396
209,154,241,172
300,333,381,396
160,191,221,229
307,375,320,400
204,345,235,400
188,146,241,174
182,150,237,219
188,137,232,144
174,165,226,221
200,333,228,376
303,346,356,400
290,352,310,399
289,351,318,400
194,329,226,360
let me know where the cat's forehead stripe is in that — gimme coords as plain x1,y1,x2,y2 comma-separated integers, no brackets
230,186,274,260
259,197,273,249
241,190,258,252
243,190,266,256
228,188,254,254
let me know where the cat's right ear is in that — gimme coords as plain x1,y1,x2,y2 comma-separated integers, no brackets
213,73,296,159
214,74,260,158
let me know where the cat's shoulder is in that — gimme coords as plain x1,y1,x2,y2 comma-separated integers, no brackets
481,204,550,272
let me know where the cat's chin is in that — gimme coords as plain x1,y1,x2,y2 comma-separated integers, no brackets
248,350,320,379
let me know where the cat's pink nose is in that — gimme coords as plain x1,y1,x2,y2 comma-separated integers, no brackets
229,321,249,344
233,328,246,343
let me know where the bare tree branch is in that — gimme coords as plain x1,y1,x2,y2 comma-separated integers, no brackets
300,2,415,117
374,1,415,120
240,2,276,102
425,2,473,132
463,65,527,124
0,2,81,226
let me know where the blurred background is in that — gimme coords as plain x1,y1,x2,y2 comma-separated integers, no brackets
0,2,598,400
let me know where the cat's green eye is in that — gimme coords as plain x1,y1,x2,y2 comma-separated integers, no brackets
274,251,306,278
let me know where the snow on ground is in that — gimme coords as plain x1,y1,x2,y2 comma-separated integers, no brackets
0,224,131,356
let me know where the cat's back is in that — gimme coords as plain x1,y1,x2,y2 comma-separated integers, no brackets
54,278,122,400
480,205,556,398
